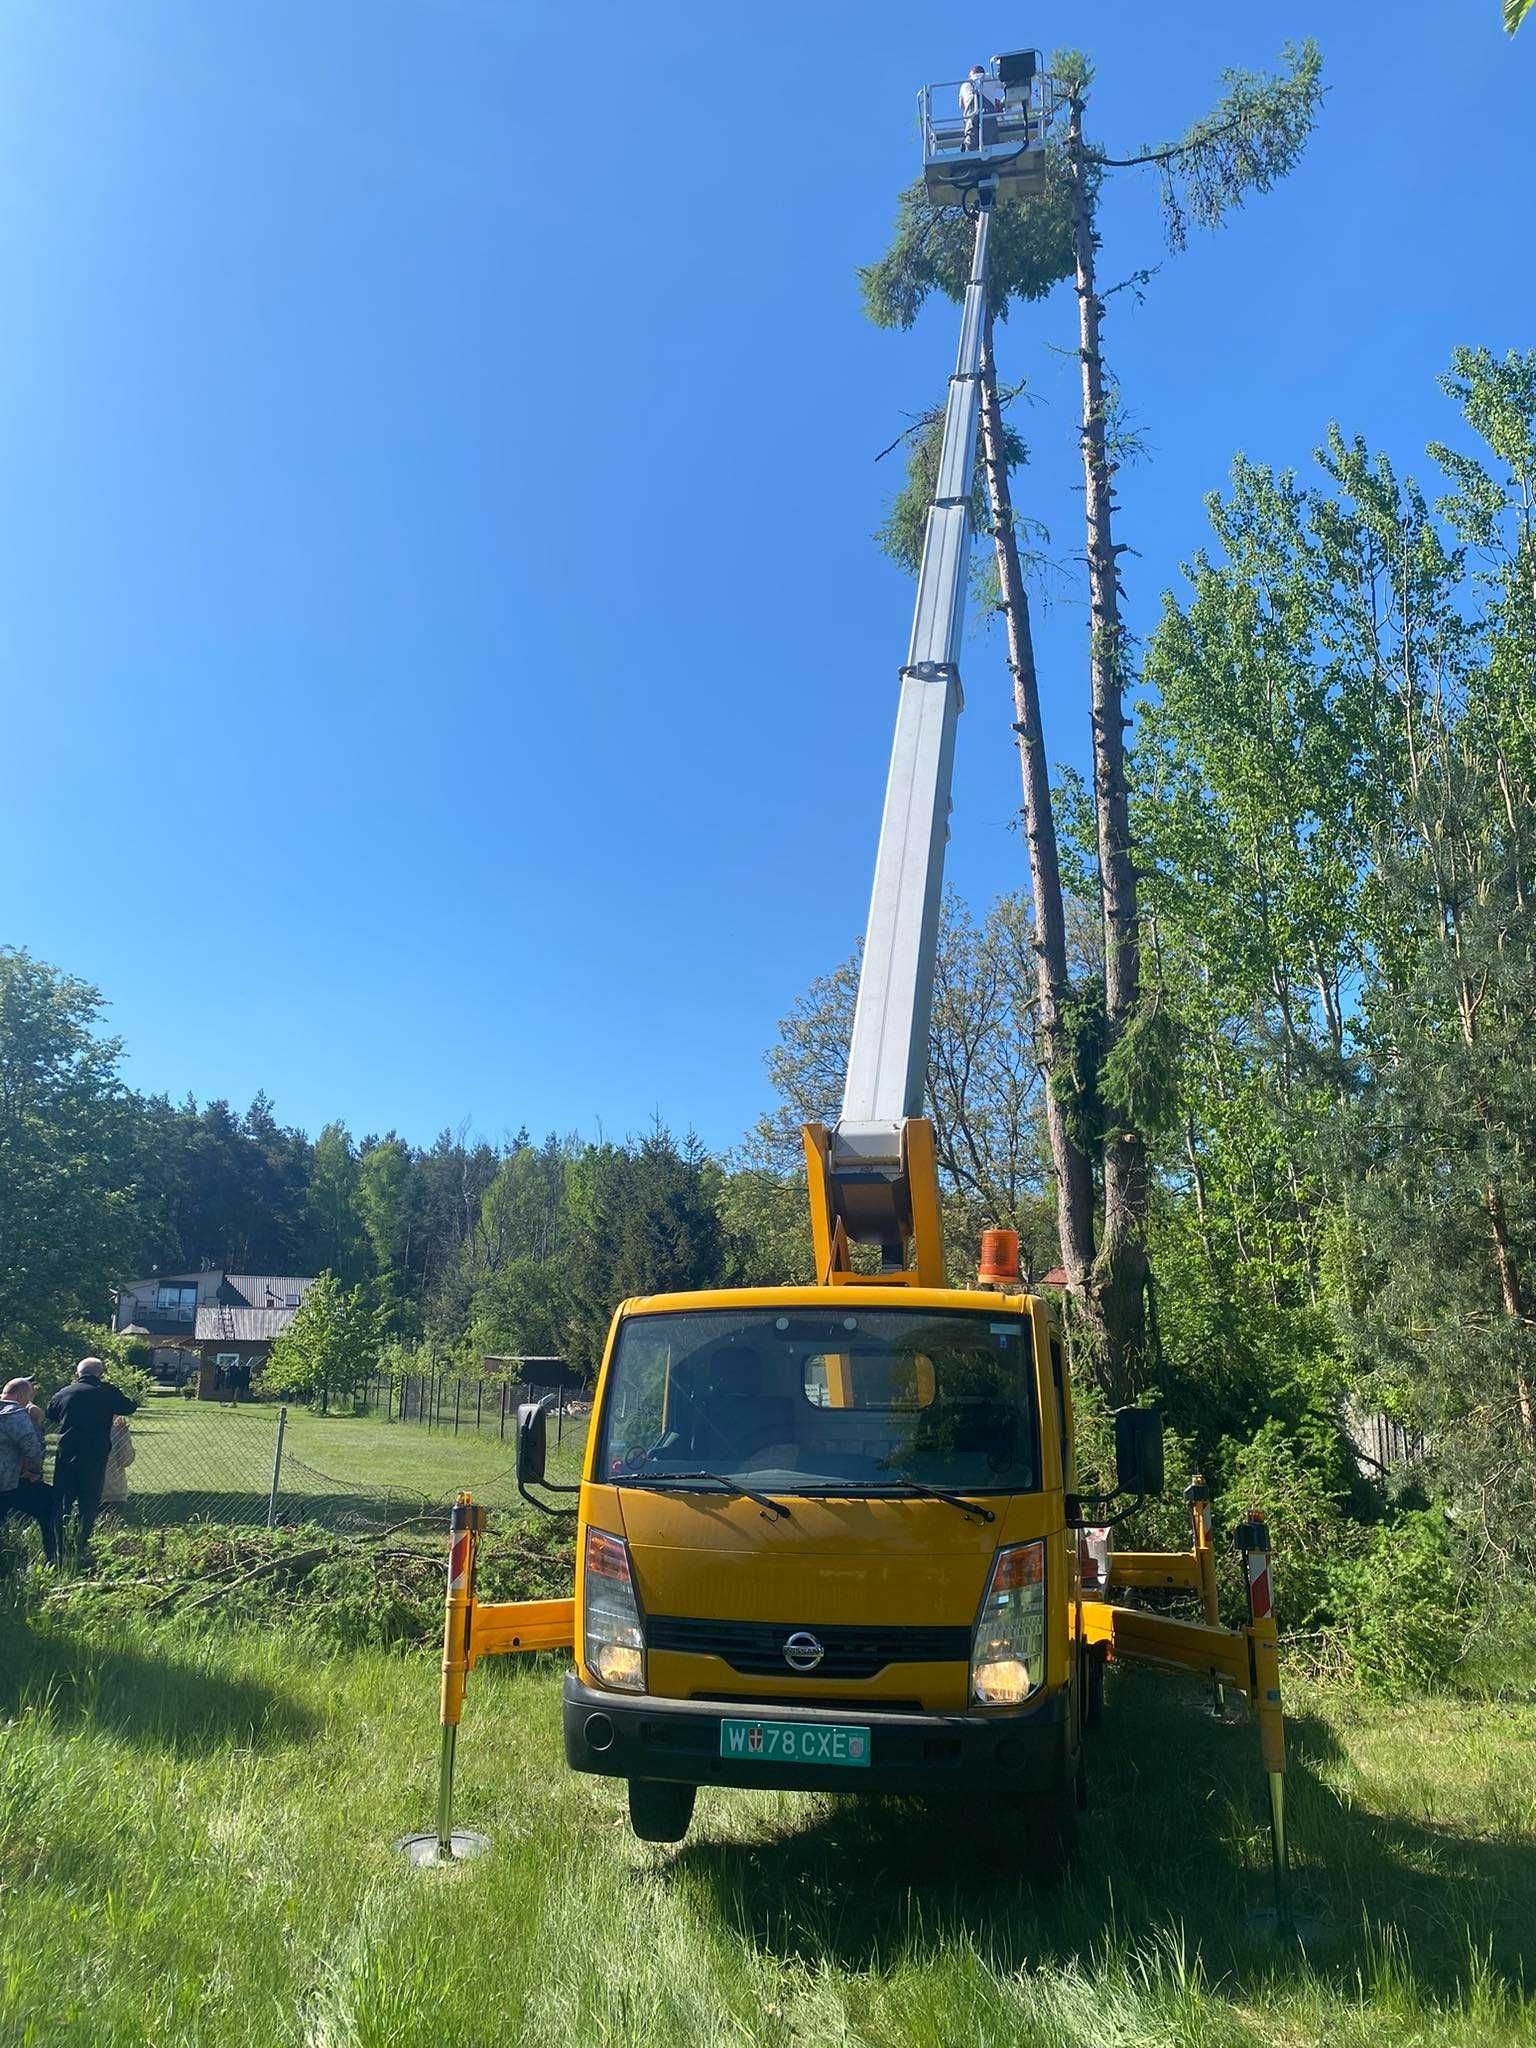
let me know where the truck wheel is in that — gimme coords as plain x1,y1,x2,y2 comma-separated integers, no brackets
627,1779,696,1844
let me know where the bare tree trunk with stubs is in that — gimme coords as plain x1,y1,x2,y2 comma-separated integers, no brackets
976,319,1099,1318
1067,91,1149,1403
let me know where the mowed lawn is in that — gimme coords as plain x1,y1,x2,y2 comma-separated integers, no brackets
110,1395,587,1528
1,1607,1532,2048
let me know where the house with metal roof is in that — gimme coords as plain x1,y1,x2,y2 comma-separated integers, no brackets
115,1271,316,1399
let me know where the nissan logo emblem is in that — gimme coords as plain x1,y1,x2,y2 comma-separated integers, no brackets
783,1630,825,1673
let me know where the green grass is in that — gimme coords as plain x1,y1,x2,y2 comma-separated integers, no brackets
1,1603,1532,2048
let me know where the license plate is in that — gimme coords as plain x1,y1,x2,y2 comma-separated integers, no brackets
719,1718,871,1767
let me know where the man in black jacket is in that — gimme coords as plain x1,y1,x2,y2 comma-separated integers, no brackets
46,1357,137,1553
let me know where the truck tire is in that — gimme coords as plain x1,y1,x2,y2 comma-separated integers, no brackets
627,1779,696,1844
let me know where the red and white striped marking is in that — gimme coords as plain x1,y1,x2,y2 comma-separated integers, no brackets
448,1531,472,1592
1245,1549,1272,1621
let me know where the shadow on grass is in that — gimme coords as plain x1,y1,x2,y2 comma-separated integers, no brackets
671,1672,1535,2007
0,1615,320,1754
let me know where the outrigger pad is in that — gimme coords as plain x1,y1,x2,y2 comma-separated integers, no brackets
395,1830,490,1867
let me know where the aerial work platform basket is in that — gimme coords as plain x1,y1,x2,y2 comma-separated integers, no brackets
919,50,1048,205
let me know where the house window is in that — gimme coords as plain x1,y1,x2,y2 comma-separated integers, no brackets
155,1283,197,1323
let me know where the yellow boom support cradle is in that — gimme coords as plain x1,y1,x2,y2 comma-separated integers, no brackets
802,1117,946,1287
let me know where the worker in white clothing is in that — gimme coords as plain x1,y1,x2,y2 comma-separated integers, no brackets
958,64,1002,150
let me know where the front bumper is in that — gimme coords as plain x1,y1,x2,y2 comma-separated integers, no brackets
562,1673,1070,1795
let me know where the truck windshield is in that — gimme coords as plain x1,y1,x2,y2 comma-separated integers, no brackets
596,1306,1038,1496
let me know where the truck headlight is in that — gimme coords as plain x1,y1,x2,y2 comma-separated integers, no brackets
584,1527,646,1693
971,1540,1045,1706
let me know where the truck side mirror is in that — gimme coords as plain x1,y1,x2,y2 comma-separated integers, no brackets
516,1401,548,1489
1113,1406,1164,1498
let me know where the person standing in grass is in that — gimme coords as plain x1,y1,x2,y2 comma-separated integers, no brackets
99,1413,136,1515
0,1376,57,1564
46,1357,137,1555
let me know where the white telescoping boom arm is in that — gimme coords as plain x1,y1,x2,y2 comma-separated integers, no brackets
829,190,995,1257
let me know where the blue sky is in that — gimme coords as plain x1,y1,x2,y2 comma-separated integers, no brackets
3,2,1531,1155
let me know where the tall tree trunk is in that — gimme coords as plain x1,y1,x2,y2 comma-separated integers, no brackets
1068,94,1148,1403
1484,1180,1536,1438
977,319,1099,1324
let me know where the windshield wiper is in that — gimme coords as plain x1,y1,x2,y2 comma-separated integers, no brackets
799,1480,995,1524
621,1472,791,1520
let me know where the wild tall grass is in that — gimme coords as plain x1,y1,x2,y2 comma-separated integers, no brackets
2,1599,1532,2047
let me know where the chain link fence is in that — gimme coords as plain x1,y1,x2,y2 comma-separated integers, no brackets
23,1388,588,1543
357,1370,589,1451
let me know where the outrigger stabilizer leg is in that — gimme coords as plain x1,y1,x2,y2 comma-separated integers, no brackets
1235,1512,1289,1926
398,1493,491,1866
1081,1497,1299,1927
398,1493,576,1866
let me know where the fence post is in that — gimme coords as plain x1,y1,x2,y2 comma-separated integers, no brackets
476,1380,483,1433
500,1381,508,1442
557,1384,564,1447
267,1406,288,1529
454,1378,462,1436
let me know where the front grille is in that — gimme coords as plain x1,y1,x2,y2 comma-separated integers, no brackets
691,1692,926,1714
648,1615,969,1680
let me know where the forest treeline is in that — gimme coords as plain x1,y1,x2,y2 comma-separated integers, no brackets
2,348,1533,1678
0,973,744,1388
